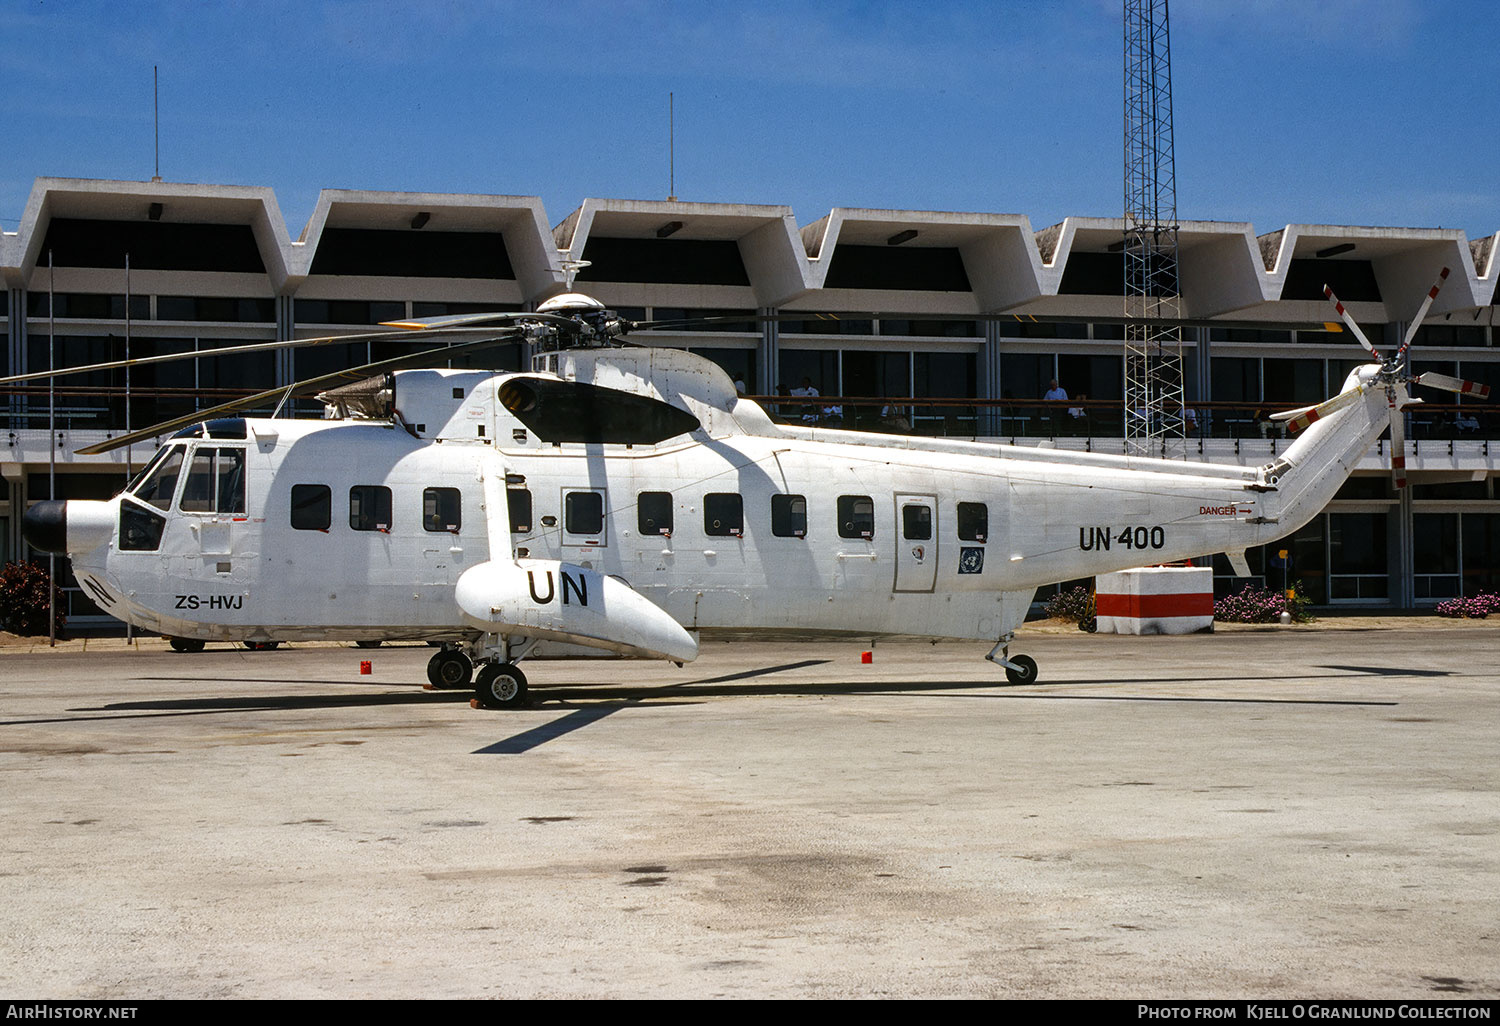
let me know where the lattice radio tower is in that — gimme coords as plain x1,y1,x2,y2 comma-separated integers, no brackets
1123,0,1187,458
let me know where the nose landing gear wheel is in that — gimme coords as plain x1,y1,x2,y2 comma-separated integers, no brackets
474,662,529,709
169,637,205,653
1004,654,1039,686
426,649,474,690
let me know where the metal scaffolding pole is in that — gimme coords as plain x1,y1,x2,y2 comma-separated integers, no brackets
1124,0,1187,459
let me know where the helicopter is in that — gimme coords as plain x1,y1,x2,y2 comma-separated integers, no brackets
14,268,1491,709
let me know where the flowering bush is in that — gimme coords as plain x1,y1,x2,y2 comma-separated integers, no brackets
1434,592,1500,619
0,561,66,637
1044,585,1094,623
1215,582,1313,624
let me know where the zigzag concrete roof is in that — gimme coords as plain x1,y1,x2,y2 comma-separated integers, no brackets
3,178,1497,325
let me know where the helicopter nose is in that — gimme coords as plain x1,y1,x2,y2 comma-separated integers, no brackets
22,499,114,555
22,500,68,554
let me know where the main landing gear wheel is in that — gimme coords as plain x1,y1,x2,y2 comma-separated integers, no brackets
242,640,280,651
474,662,529,709
169,637,205,653
1004,654,1039,686
426,649,474,690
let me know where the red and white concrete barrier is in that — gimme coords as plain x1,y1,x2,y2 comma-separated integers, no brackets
1094,567,1214,635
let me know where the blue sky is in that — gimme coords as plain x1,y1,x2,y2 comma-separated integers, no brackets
3,0,1497,239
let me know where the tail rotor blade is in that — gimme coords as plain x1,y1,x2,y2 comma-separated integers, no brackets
1395,266,1451,360
1387,389,1408,491
1271,384,1366,433
1323,284,1382,360
1412,371,1492,400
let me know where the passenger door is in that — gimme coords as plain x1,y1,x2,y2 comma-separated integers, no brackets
893,493,937,593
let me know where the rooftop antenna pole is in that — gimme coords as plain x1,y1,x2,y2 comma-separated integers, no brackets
153,66,161,182
668,92,676,201
47,251,56,647
124,253,133,645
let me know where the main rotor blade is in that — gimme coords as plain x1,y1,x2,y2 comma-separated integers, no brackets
1387,388,1408,491
624,310,1344,334
1412,371,1492,400
0,326,505,386
74,327,529,456
1394,266,1451,360
381,310,585,332
1322,284,1381,360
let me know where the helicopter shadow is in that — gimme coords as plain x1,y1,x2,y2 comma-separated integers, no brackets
6,659,1404,734
474,664,1403,754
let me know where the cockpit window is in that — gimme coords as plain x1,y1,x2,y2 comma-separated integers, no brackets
180,452,214,511
180,447,246,514
126,446,173,495
119,500,167,551
133,446,185,510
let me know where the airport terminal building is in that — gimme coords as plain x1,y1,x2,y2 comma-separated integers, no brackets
3,177,1498,624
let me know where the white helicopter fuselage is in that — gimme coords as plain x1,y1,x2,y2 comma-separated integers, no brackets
45,349,1396,676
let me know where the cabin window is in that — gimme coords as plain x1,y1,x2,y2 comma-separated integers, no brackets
507,488,532,533
350,485,393,532
704,493,744,537
133,445,185,511
638,491,673,536
423,487,462,533
771,494,807,538
958,502,988,542
290,484,331,531
565,490,605,536
902,503,932,541
179,447,245,514
838,495,875,539
119,500,166,551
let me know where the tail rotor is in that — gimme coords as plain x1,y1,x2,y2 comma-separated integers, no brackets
1288,266,1491,491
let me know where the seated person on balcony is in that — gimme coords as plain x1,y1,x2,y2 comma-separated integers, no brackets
791,377,820,424
1067,393,1087,434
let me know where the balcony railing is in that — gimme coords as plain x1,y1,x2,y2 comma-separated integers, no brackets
2,388,1497,444
754,396,1500,443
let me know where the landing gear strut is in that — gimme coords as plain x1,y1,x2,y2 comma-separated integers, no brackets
464,634,539,709
986,639,1041,686
986,589,1042,685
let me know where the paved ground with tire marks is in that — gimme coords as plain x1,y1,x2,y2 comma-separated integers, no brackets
0,625,1495,999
